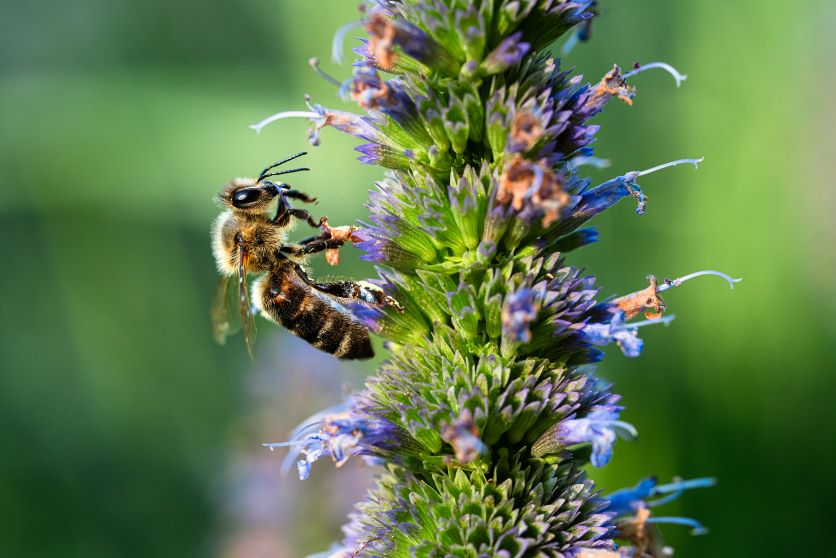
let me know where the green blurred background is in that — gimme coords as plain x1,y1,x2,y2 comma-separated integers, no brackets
1,1,833,556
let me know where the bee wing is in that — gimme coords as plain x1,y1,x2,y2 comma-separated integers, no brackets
238,244,257,359
211,274,235,344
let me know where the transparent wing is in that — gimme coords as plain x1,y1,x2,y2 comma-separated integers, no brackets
238,244,257,359
210,274,235,345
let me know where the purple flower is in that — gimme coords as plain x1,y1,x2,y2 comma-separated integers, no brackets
264,401,407,480
249,97,385,147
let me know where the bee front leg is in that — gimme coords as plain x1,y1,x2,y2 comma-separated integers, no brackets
280,238,345,256
287,208,324,228
272,195,324,229
281,188,318,204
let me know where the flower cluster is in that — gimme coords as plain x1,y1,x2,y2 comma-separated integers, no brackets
252,1,738,556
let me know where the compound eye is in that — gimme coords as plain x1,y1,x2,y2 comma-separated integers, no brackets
232,188,261,208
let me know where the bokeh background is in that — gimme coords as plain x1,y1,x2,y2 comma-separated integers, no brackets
1,1,834,556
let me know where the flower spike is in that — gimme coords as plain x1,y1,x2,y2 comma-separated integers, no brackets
248,2,731,556
623,61,688,87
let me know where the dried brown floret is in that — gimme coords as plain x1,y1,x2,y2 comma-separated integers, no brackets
613,275,666,320
591,65,637,106
510,111,544,152
498,154,570,227
365,13,399,71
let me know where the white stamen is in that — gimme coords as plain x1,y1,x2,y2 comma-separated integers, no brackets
569,155,611,169
262,441,301,449
249,111,320,134
332,20,363,64
623,62,688,87
657,270,743,292
615,314,676,330
308,57,343,88
646,516,709,536
636,157,704,178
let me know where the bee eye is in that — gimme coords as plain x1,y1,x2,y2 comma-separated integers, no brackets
232,188,261,207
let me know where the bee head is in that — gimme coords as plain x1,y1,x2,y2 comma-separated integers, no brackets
218,179,281,214
218,153,310,215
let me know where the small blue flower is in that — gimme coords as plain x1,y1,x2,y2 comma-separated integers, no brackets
555,408,638,467
604,476,716,516
582,311,675,357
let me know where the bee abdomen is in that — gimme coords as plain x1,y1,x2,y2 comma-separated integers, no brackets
259,275,374,360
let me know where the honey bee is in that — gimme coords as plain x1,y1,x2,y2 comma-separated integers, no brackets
211,152,400,359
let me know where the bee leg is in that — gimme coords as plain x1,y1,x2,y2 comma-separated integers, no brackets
288,208,324,228
273,199,324,229
281,188,318,204
280,238,344,256
291,263,403,312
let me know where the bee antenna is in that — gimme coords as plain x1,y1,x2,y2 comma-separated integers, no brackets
257,152,308,181
260,167,311,181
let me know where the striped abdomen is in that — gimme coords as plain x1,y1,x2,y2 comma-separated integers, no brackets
256,269,374,360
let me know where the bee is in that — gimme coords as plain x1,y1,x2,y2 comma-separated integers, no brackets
211,152,400,359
